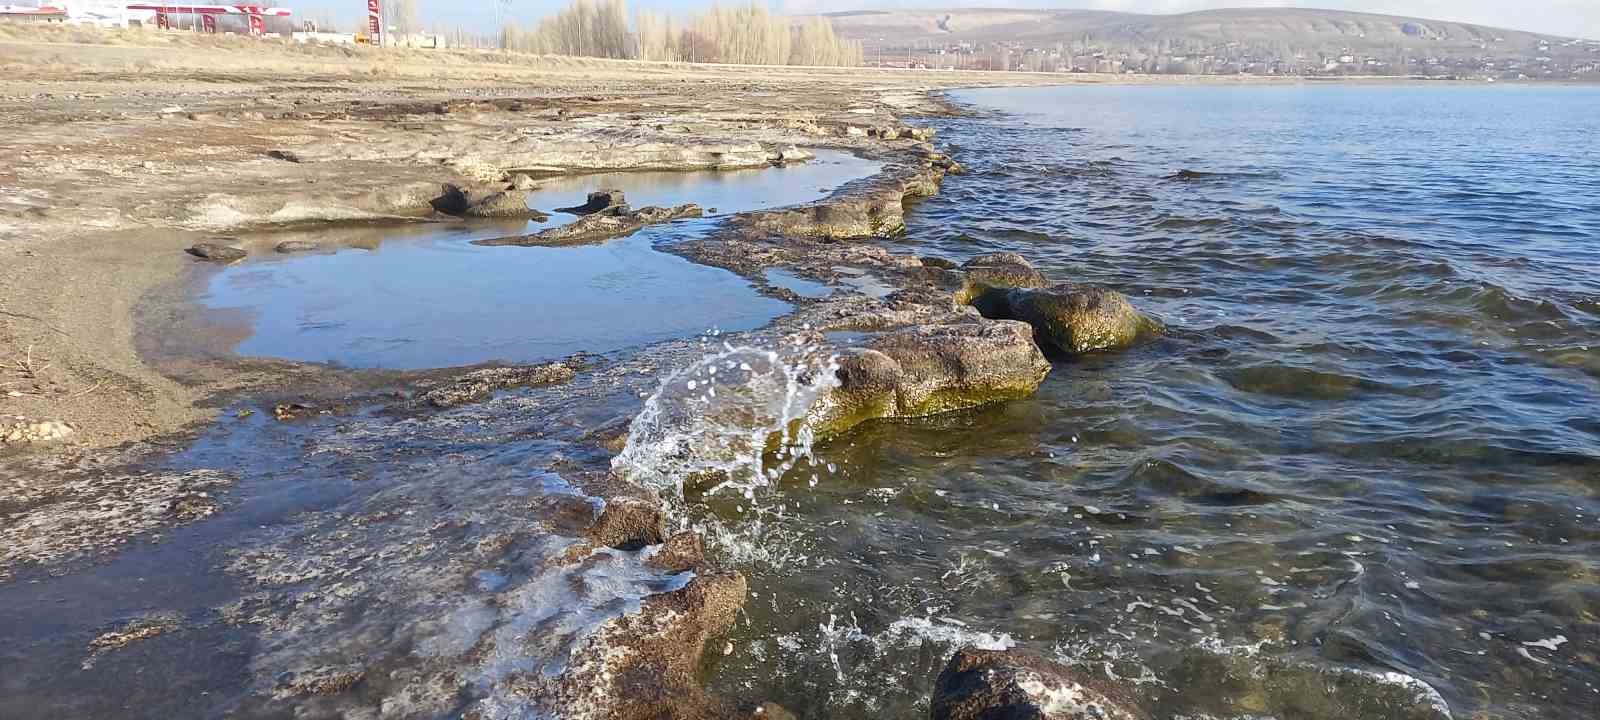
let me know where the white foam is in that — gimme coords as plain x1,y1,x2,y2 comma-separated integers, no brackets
611,344,837,504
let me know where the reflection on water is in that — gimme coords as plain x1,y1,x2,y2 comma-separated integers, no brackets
697,85,1600,719
196,150,880,369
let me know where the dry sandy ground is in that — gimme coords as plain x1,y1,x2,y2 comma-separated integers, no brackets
0,24,1281,453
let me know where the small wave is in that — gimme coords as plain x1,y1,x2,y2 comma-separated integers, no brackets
1126,458,1281,506
1165,169,1284,182
1220,364,1398,401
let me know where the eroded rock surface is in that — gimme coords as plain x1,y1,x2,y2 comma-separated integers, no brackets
185,241,246,263
956,252,1048,307
809,320,1050,440
559,188,629,215
475,203,703,247
733,151,961,240
417,362,577,408
977,283,1162,356
933,648,1143,720
273,240,319,253
0,464,233,582
517,572,749,720
431,183,549,220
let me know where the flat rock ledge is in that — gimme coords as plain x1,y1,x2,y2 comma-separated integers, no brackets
415,361,578,408
474,204,703,247
933,648,1144,720
731,149,962,240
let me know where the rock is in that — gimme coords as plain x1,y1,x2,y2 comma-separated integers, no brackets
1152,648,1453,720
418,362,577,408
474,203,702,247
932,648,1142,720
1,418,75,444
271,402,312,421
558,189,628,216
186,242,246,263
976,283,1162,356
734,151,958,239
587,497,666,550
542,572,748,720
271,664,367,699
431,184,548,219
273,240,319,253
461,190,547,220
264,149,302,163
646,532,705,573
755,702,798,720
956,252,1049,307
808,320,1050,440
772,146,814,164
739,186,908,239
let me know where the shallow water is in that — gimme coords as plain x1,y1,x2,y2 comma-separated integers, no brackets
700,85,1600,718
198,150,879,369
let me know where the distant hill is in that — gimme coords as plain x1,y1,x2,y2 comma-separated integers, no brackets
819,7,1600,78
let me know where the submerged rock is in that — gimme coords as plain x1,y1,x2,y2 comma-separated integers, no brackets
186,242,246,263
417,362,576,408
558,188,628,215
809,320,1050,440
474,203,702,247
532,572,749,719
976,283,1162,356
933,648,1142,720
273,240,319,254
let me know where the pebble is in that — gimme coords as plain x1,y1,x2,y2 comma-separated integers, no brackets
1,417,75,443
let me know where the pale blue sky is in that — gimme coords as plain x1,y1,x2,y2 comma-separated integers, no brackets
302,1,1599,41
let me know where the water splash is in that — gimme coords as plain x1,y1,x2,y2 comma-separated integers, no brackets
611,341,838,504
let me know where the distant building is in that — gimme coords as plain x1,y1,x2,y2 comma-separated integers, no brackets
0,4,67,22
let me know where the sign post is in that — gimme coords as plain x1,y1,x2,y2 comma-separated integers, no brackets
366,0,382,45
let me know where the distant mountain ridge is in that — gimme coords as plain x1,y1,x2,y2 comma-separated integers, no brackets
819,7,1600,78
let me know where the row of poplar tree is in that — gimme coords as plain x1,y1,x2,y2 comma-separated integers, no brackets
499,0,863,67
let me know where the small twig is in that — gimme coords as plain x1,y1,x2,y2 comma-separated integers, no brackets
12,344,51,378
68,381,104,399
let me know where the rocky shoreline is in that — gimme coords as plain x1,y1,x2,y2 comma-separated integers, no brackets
0,37,1457,719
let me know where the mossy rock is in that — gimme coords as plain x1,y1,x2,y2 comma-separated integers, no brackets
808,320,1050,441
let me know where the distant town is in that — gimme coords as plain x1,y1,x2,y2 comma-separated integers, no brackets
864,36,1600,81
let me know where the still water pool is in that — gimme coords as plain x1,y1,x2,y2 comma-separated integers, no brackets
197,150,880,369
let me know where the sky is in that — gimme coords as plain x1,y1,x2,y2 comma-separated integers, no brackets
289,1,1600,42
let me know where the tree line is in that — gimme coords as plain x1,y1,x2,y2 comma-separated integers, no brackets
500,0,861,67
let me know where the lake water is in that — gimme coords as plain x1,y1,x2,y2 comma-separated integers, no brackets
700,85,1600,719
